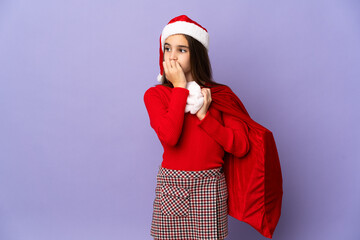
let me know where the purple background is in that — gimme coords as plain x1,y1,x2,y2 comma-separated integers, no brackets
1,0,359,239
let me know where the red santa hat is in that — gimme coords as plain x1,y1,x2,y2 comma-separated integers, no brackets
157,15,209,83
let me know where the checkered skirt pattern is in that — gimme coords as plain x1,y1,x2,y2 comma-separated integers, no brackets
151,166,228,240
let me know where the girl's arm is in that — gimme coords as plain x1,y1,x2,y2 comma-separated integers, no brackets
144,87,189,147
197,111,250,158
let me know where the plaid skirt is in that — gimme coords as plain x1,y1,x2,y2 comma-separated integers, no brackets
150,165,228,240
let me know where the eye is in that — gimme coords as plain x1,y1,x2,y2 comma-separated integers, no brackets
164,47,171,52
179,49,187,53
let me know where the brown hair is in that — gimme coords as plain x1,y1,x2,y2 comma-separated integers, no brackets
158,34,225,88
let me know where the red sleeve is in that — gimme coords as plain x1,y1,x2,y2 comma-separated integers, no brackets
197,110,250,157
144,87,189,147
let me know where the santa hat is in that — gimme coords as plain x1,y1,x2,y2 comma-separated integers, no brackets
157,15,209,83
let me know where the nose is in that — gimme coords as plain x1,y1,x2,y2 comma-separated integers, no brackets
170,50,178,60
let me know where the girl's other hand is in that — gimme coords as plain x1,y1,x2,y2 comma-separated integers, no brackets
196,88,212,120
163,59,187,88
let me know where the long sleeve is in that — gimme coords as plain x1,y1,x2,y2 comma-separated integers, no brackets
197,110,250,158
144,87,189,147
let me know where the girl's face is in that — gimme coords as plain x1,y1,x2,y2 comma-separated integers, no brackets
163,34,192,81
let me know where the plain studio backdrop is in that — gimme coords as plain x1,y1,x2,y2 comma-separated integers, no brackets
0,0,359,239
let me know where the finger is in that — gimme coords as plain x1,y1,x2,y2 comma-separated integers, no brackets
202,88,207,98
175,61,184,74
163,61,168,74
169,59,175,68
207,89,212,100
203,89,211,101
165,60,171,73
207,89,212,102
175,61,183,71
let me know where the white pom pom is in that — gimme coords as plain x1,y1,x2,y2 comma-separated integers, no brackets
157,74,163,83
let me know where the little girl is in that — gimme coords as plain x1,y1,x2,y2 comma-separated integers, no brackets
144,15,282,240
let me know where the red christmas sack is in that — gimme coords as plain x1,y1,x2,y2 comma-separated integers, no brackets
210,84,283,239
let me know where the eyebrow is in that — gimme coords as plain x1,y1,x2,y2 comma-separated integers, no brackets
164,43,189,48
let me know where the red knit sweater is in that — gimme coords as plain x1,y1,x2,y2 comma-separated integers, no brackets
143,84,250,171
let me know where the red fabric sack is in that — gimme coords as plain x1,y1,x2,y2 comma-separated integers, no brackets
210,84,283,239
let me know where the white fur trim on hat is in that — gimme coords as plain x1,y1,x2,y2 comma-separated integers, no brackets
161,21,209,52
157,73,163,83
